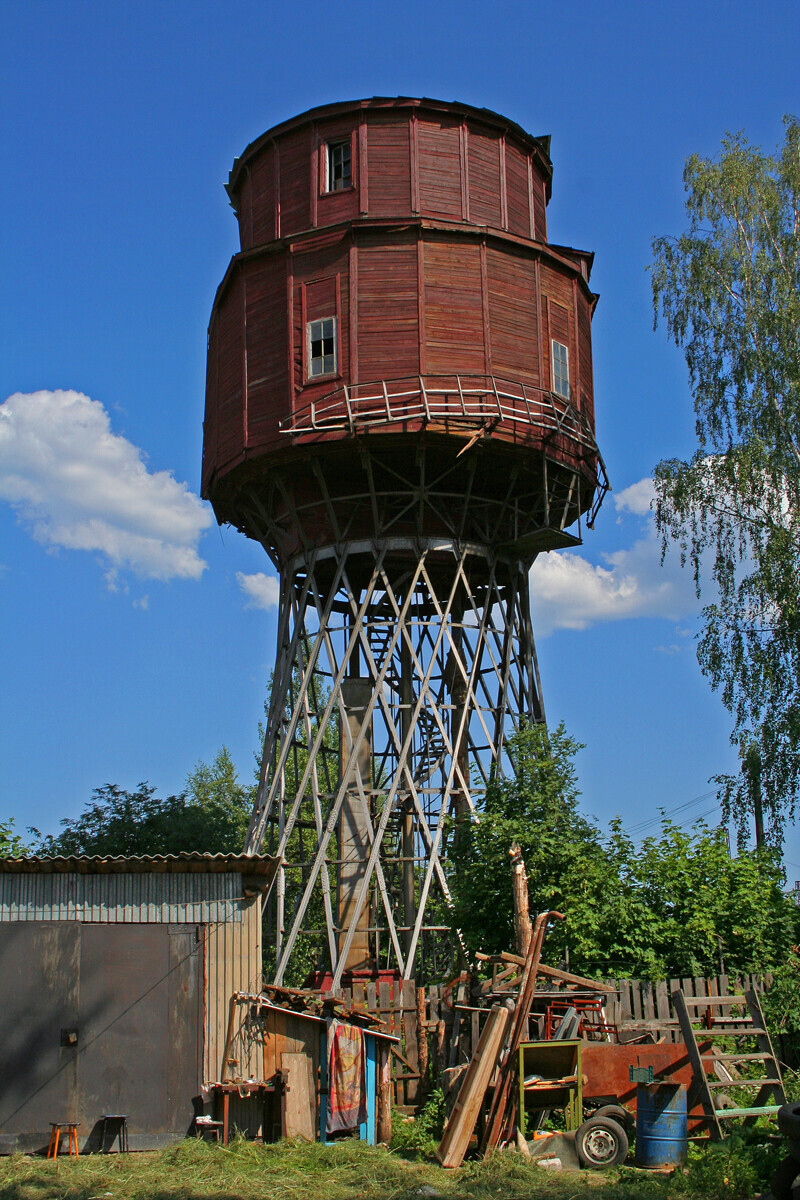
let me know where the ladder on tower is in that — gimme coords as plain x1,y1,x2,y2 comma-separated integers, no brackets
672,987,786,1140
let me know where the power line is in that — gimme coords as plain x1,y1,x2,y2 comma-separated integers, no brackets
626,789,718,836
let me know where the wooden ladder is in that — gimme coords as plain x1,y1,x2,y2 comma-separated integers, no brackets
672,987,786,1140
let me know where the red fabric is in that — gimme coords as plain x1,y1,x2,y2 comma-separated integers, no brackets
327,1019,367,1133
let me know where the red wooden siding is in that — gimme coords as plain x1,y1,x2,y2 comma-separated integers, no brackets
532,177,547,243
423,238,485,374
468,128,502,228
486,245,539,387
418,119,462,219
505,143,531,238
357,236,420,382
279,128,311,237
291,240,349,398
316,122,360,226
245,257,288,452
577,294,594,421
366,116,412,216
250,148,277,249
215,272,244,470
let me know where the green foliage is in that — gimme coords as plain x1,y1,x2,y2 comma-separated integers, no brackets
671,1133,784,1200
603,818,797,979
451,722,799,979
38,748,252,856
389,1087,447,1155
651,117,800,847
0,816,30,857
451,722,608,964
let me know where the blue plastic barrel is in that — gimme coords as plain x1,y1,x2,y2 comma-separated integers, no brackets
635,1082,687,1167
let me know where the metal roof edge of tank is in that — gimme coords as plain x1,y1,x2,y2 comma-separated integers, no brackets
0,852,279,876
226,96,552,199
549,243,596,272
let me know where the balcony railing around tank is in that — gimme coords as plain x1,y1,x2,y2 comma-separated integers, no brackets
280,373,610,525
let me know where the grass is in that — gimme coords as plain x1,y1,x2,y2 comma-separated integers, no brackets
0,1133,784,1200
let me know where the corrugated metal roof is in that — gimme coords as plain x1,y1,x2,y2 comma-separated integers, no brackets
0,870,258,924
0,852,278,877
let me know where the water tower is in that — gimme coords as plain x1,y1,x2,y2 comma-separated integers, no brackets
202,98,607,987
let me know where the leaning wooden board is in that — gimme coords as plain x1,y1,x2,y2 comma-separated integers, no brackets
436,1004,510,1169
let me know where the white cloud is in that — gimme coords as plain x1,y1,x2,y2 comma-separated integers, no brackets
531,476,699,635
236,571,280,610
0,390,211,582
614,477,655,516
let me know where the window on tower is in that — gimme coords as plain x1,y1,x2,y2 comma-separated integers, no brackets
552,340,570,400
326,140,352,192
307,317,337,377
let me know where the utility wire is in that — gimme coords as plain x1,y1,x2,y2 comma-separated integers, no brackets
626,789,718,835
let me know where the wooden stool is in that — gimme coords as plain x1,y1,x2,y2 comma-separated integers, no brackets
194,1117,223,1143
101,1114,129,1153
47,1122,79,1159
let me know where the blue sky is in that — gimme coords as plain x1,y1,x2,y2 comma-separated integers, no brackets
1,0,798,870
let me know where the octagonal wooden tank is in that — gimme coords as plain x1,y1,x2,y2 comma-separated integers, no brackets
202,97,604,567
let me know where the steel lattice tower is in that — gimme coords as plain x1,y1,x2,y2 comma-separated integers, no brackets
202,98,607,986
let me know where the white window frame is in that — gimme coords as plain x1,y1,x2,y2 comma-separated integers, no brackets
325,140,352,193
552,339,570,400
307,316,337,379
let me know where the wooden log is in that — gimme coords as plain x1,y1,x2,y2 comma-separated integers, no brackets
509,841,533,957
416,986,429,1097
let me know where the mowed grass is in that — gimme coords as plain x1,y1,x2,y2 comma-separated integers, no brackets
0,1138,678,1200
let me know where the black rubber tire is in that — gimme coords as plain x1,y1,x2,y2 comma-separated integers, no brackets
786,1136,800,1162
593,1104,634,1133
769,1153,800,1200
778,1102,800,1139
575,1116,629,1169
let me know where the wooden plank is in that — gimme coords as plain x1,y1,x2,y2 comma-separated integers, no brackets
655,981,670,1023
282,1052,315,1141
436,1004,509,1169
632,980,643,1022
403,979,420,1106
642,980,655,1023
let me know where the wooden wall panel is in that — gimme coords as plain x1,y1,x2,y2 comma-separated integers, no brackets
367,116,411,216
250,151,277,248
577,295,594,419
357,238,419,381
468,129,502,228
532,177,547,242
505,144,531,238
291,240,349,395
279,128,311,237
316,121,360,226
245,257,288,450
486,246,539,386
423,239,485,374
418,119,462,219
215,274,244,469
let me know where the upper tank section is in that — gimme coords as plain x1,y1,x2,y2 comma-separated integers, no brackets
226,96,553,248
203,98,601,542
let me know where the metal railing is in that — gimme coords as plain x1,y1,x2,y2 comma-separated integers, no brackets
280,373,610,524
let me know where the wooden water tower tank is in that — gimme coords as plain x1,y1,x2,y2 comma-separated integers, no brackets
202,98,607,986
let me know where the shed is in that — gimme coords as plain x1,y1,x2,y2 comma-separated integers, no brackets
210,989,397,1145
0,853,277,1153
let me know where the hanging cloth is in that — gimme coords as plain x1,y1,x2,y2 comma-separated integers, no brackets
327,1018,368,1133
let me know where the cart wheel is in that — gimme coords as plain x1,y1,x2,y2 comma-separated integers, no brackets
575,1117,629,1169
592,1104,634,1133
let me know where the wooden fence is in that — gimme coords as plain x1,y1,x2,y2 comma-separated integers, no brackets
335,972,775,1111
